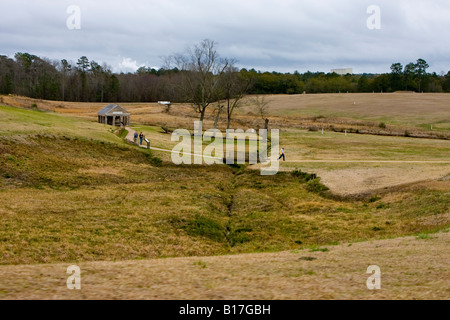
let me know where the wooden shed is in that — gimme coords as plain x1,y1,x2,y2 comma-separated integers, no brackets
98,104,130,126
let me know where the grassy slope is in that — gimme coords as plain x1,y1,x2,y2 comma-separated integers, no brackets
1,231,448,300
1,105,449,266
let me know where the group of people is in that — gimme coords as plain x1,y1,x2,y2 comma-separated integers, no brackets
133,131,146,145
133,129,285,160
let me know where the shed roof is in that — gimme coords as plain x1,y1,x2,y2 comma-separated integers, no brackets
98,104,130,116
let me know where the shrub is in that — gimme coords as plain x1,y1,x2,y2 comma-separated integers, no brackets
185,215,225,242
144,152,162,167
292,169,316,182
376,202,387,209
229,228,252,246
306,178,329,193
379,122,386,129
228,164,246,175
148,156,162,167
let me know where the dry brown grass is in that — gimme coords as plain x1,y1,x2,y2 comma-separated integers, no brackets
0,231,448,300
239,93,450,127
236,93,450,140
1,96,448,300
1,123,448,266
310,164,450,196
3,93,449,137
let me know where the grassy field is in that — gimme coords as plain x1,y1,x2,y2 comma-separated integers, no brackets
1,231,448,300
239,93,450,132
1,94,449,299
2,92,450,135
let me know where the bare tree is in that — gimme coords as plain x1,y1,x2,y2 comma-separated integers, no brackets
169,39,229,123
212,102,224,135
221,65,252,129
253,95,270,130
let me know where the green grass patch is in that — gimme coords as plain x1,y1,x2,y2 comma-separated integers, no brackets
306,178,330,194
416,233,432,240
184,215,226,242
117,128,129,139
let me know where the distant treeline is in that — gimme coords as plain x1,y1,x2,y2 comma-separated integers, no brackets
1,53,449,103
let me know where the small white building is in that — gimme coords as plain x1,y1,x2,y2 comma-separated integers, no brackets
98,104,130,126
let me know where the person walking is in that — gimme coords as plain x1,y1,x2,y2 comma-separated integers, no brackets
278,148,285,161
139,132,144,145
133,132,138,145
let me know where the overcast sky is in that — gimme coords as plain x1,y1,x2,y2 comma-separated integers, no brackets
1,0,449,74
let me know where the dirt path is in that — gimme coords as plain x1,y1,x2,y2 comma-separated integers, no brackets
1,232,448,300
124,127,222,161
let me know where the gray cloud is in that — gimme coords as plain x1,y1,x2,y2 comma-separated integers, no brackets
1,0,449,74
